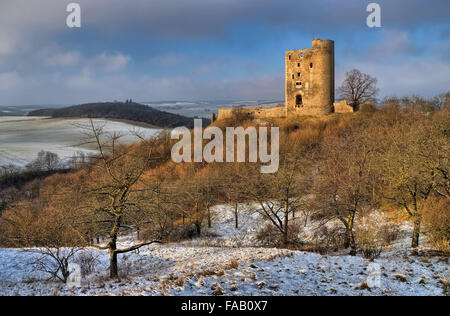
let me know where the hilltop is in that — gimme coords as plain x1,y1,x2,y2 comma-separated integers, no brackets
28,102,201,128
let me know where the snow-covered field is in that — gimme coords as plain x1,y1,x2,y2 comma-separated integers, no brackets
0,117,161,167
0,205,448,296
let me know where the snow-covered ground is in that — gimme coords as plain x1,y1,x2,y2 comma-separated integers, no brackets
0,205,448,296
0,117,161,167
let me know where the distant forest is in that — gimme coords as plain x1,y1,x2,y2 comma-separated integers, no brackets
28,102,200,128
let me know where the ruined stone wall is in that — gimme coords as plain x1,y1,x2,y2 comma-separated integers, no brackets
333,99,354,113
215,38,337,122
217,106,285,121
285,38,334,116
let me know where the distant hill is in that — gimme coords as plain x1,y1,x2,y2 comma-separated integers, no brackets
28,102,203,128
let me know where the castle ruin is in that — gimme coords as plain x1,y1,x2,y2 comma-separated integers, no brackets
215,38,353,121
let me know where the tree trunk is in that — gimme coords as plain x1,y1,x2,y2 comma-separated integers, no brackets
282,201,289,247
348,230,357,256
347,213,357,256
411,213,422,249
344,233,350,249
109,216,121,279
194,221,201,236
207,208,212,228
234,203,239,229
110,251,118,279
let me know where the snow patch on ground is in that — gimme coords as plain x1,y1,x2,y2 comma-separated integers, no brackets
0,117,160,167
0,204,448,296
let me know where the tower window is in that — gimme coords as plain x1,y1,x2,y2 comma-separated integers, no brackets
296,95,303,107
310,63,313,68
301,52,304,57
288,55,291,60
297,72,301,77
296,82,302,86
297,63,300,67
292,74,294,79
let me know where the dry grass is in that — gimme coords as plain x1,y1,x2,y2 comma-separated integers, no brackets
393,274,408,283
357,282,371,291
175,277,185,287
211,282,225,295
225,259,239,270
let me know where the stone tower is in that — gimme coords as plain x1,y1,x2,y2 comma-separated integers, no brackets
285,38,335,116
215,38,345,122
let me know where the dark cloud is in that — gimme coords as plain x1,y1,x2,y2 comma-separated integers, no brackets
2,0,449,43
0,0,449,104
81,0,450,39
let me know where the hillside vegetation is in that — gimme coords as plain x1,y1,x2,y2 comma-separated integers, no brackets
1,93,449,284
28,102,199,128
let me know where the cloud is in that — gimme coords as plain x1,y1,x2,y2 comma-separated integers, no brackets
0,36,14,57
337,57,450,98
41,48,81,67
80,0,450,38
0,72,22,90
67,68,94,89
0,1,65,57
2,0,449,45
366,30,421,60
215,75,283,99
0,0,449,104
150,53,185,66
193,64,219,75
88,53,130,72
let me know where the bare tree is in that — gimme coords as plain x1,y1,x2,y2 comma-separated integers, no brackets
179,166,218,236
29,247,80,283
313,127,379,256
245,152,309,247
337,69,379,109
432,92,450,111
137,171,178,241
26,151,61,171
6,198,87,283
79,119,161,278
221,163,249,229
381,109,448,249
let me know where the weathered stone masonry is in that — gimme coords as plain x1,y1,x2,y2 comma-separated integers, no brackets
215,38,353,121
285,38,334,116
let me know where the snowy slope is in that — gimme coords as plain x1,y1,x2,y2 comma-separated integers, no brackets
0,204,448,296
0,117,160,167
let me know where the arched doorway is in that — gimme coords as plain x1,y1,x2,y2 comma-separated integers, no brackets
296,95,303,107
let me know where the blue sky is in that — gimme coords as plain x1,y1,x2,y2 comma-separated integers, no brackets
0,0,449,105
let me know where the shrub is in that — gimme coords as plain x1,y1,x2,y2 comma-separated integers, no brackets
255,222,303,247
423,197,450,253
359,102,378,114
356,223,384,260
230,108,254,125
28,247,80,284
255,224,282,247
356,214,401,260
163,224,200,242
76,250,100,277
310,225,348,254
378,223,401,245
